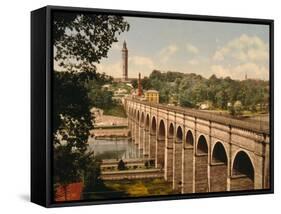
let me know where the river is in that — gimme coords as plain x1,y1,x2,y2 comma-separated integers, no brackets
88,137,141,160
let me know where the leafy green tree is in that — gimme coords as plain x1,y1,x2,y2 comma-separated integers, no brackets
228,100,243,116
86,74,115,109
179,90,195,107
142,77,152,90
131,79,138,89
159,86,170,103
129,67,268,116
53,12,129,70
52,12,129,199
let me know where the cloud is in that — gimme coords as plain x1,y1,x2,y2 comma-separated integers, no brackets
129,56,154,68
232,63,268,80
186,43,199,54
211,34,269,80
210,65,231,78
213,34,269,63
159,44,178,62
111,42,121,50
187,59,199,65
211,63,269,80
213,51,224,61
129,56,155,77
96,62,122,78
96,56,155,78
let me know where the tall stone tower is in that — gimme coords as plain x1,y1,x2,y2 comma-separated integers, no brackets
122,40,128,81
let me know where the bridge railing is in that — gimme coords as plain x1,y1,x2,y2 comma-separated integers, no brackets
125,98,270,135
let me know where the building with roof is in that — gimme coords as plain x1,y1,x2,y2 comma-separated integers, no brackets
144,90,159,103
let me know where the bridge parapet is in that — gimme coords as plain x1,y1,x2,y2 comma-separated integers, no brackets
125,98,269,135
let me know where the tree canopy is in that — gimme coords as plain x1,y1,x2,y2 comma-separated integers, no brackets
138,70,269,113
52,11,129,195
53,11,129,70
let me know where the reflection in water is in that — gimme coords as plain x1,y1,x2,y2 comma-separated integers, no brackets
88,138,140,160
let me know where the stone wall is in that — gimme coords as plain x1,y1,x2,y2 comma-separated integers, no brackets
173,142,182,191
230,176,254,191
210,163,227,192
195,154,208,192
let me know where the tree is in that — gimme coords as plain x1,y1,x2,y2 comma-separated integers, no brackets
228,100,243,116
179,90,195,107
53,70,95,200
140,68,269,113
142,77,152,90
53,11,129,70
52,12,129,199
131,79,138,89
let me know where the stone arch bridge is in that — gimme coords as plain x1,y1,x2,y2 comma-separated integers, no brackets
125,98,270,193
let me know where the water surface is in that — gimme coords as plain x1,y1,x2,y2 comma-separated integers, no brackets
88,137,140,160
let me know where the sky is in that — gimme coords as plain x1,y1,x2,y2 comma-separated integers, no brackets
54,16,270,80
95,16,269,80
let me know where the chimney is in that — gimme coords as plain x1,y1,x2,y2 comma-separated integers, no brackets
138,73,142,96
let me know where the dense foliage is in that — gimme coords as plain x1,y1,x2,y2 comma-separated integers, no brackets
136,70,269,114
53,11,129,70
86,73,114,109
52,11,129,199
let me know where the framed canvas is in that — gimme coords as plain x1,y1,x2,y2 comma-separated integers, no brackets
31,5,274,207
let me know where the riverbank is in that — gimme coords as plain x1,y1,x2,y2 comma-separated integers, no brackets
94,114,128,126
90,128,130,138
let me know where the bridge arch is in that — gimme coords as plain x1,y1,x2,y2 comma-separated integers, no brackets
197,135,208,154
145,114,150,130
157,120,166,168
210,141,228,192
140,112,145,126
195,135,208,192
231,150,255,190
176,126,183,143
158,120,166,138
185,130,194,146
149,116,157,159
151,116,157,135
232,150,254,180
168,123,174,138
173,125,183,191
212,142,227,163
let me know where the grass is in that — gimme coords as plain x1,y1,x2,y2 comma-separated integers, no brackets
202,108,269,118
83,178,176,200
104,178,176,197
103,104,127,118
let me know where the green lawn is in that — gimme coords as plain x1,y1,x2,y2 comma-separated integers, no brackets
83,178,176,200
104,178,176,197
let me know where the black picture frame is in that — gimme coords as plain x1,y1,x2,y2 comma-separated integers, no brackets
31,5,274,208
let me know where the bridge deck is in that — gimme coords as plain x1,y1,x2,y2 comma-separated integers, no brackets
126,98,269,134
